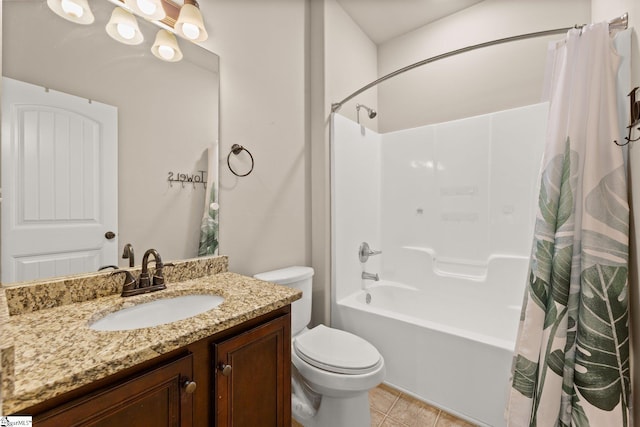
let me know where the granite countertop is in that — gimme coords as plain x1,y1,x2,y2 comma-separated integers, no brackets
1,270,301,414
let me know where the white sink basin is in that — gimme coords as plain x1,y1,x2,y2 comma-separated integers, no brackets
90,294,225,331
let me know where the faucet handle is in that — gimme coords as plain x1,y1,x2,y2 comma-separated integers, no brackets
152,262,174,286
152,268,165,286
154,262,174,286
112,270,137,293
359,242,382,263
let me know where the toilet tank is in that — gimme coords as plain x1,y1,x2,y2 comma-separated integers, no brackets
253,266,314,337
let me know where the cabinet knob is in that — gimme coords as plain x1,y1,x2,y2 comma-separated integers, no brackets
183,380,197,394
219,364,232,376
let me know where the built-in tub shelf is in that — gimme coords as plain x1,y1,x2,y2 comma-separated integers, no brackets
402,246,529,281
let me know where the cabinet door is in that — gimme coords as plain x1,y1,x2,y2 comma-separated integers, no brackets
35,354,195,427
214,314,291,427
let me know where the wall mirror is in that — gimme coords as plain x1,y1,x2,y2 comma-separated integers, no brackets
1,0,220,286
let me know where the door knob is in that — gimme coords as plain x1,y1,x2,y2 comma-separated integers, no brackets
105,231,116,240
219,364,232,376
183,380,197,394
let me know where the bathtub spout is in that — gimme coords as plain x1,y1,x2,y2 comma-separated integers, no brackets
362,271,379,281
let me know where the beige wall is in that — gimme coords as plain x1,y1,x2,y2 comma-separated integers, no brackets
324,0,379,131
311,0,378,324
377,0,590,132
203,0,378,325
204,0,311,279
2,0,310,285
309,0,331,326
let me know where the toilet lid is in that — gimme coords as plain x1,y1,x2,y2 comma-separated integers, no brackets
293,325,382,375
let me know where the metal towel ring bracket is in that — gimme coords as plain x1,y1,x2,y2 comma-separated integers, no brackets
227,144,254,177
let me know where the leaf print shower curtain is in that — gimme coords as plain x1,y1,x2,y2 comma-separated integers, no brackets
198,144,219,256
506,22,630,426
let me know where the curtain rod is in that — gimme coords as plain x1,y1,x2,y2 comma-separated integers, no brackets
331,13,629,113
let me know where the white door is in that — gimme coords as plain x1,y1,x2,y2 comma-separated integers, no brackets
1,77,118,283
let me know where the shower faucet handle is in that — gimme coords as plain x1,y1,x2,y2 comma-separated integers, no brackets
359,242,382,263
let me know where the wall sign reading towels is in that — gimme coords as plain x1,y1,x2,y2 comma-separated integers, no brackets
167,170,207,188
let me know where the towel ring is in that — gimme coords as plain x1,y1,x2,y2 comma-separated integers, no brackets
227,144,254,177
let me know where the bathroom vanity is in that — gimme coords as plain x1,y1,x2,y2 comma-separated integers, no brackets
0,256,300,426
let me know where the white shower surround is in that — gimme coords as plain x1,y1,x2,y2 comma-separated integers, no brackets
331,104,548,426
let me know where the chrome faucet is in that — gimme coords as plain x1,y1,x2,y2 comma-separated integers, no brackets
122,243,135,267
362,271,379,281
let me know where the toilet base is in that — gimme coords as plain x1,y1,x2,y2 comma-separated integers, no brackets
296,391,371,427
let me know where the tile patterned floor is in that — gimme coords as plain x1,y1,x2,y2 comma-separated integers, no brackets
292,383,479,427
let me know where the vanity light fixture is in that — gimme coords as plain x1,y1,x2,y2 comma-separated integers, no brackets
49,0,210,63
106,7,144,45
151,29,183,62
124,0,166,21
174,0,208,42
47,0,95,25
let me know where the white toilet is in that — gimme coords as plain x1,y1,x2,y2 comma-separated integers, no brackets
254,266,385,427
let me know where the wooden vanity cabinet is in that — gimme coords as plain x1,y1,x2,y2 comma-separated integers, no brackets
21,306,291,427
213,313,291,427
33,354,195,427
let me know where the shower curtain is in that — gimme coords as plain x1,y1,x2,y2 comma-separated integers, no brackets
198,144,219,256
506,22,630,426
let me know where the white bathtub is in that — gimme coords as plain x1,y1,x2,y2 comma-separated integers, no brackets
331,104,544,426
333,270,525,427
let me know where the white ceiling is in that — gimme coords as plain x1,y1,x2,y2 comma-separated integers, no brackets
335,0,485,44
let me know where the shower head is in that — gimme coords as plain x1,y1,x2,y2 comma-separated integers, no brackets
356,103,377,123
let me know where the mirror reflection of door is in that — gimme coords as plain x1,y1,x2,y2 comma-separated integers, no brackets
1,77,118,283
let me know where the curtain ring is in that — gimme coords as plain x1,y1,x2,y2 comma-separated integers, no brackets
227,144,254,177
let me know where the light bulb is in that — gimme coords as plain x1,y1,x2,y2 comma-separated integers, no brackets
124,0,165,20
158,45,175,60
175,3,208,41
151,29,182,62
48,0,94,24
181,23,200,40
61,0,84,18
136,0,157,16
116,23,136,40
106,7,143,45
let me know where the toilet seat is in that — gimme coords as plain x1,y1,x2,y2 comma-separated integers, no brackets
294,325,382,375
